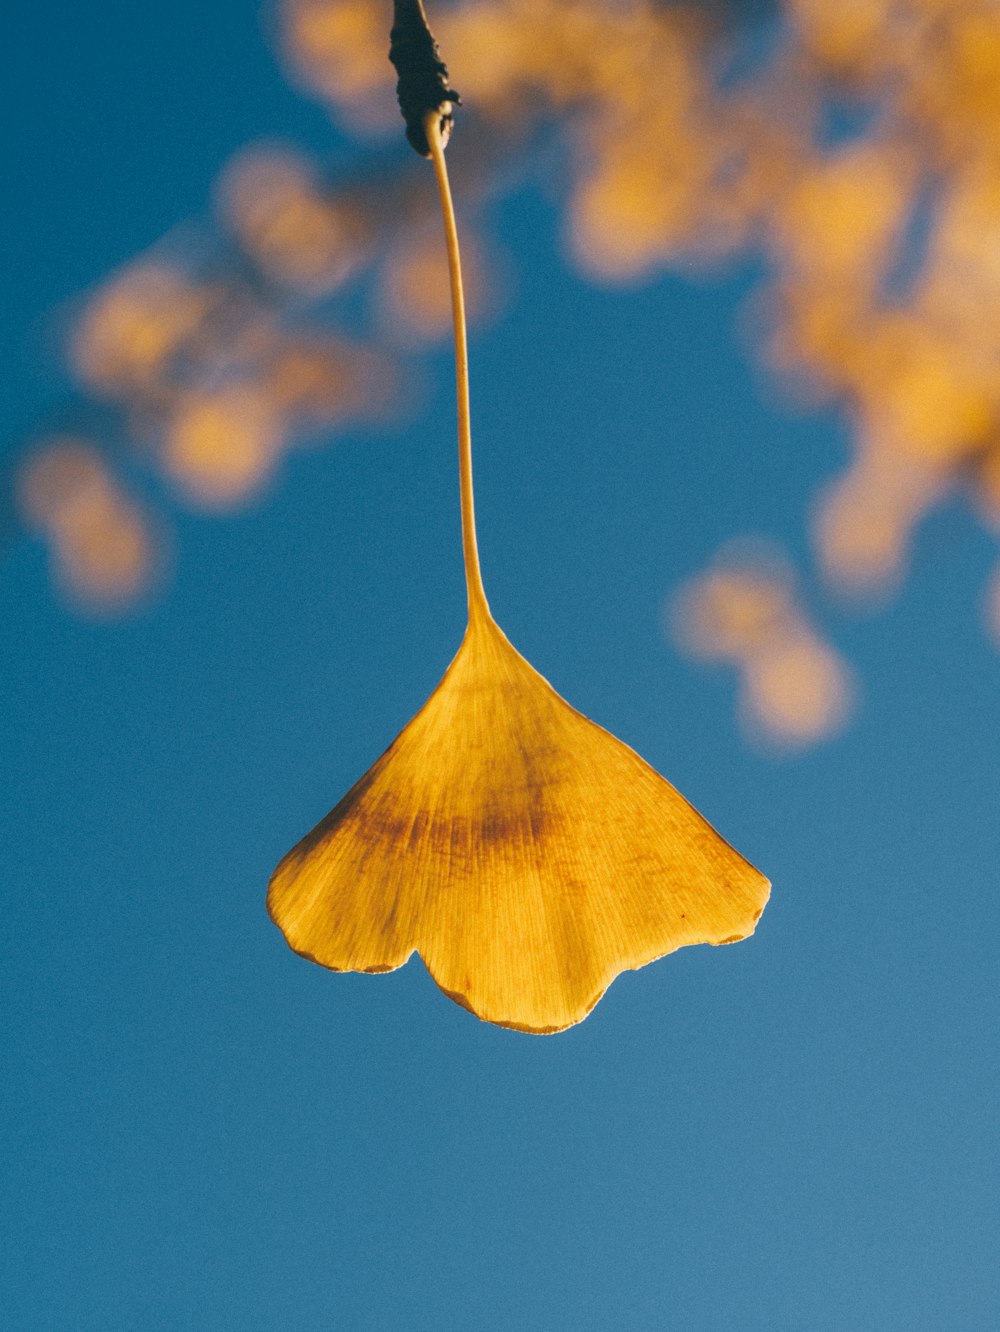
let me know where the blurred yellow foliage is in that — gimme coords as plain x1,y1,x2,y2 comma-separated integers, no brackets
275,0,1000,597
265,336,395,427
218,147,368,294
813,446,940,598
742,632,854,749
163,387,285,507
377,225,491,343
20,0,1000,749
673,556,796,663
17,440,156,611
672,548,854,748
71,263,212,397
64,150,398,539
281,0,395,129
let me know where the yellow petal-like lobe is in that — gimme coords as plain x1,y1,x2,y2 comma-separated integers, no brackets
268,615,769,1032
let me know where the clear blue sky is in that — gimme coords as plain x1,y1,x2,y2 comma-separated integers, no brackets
2,3,998,1329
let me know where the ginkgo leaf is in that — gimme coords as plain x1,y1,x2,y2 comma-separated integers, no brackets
268,610,770,1033
268,77,769,1032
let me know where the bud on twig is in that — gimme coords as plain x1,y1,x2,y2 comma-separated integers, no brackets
389,0,461,157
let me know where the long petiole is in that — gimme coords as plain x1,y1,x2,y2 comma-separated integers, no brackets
424,107,491,626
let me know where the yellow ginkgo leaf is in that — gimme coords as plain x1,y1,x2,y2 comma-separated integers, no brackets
268,608,769,1032
268,85,769,1033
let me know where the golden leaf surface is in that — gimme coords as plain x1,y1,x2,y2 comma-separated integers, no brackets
269,106,768,1033
268,612,769,1033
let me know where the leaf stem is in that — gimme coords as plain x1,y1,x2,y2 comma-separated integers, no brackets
424,108,491,626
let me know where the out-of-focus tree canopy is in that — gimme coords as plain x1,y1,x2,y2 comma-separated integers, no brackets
10,0,1000,749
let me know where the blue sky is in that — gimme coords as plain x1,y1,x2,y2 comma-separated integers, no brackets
2,2,998,1328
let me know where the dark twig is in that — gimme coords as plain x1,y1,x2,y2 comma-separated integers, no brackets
389,0,461,157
